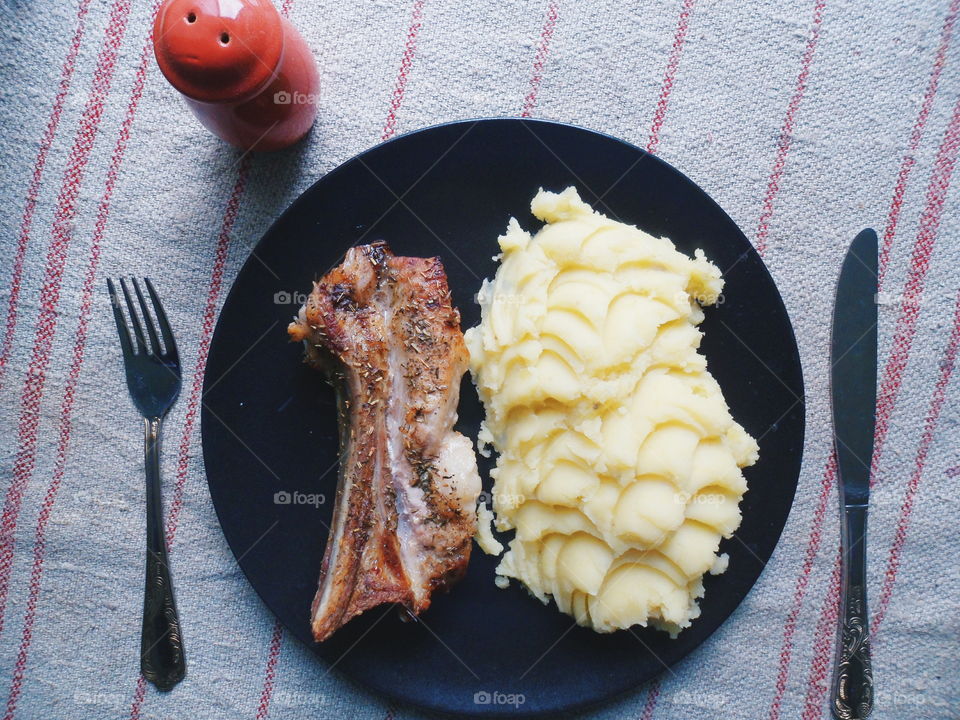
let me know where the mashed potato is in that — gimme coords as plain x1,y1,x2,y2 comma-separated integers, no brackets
465,187,758,636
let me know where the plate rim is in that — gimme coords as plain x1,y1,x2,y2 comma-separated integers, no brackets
201,116,807,717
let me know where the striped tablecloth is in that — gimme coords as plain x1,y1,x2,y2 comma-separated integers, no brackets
0,1,958,718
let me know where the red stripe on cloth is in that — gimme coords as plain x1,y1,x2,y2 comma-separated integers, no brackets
879,0,960,288
646,0,696,154
802,292,960,717
872,95,960,483
754,0,827,256
254,1,433,708
520,1,560,118
797,96,960,718
765,12,960,714
165,159,250,548
126,156,253,720
1,38,154,720
252,6,559,714
381,0,425,141
223,0,306,720
128,677,146,720
255,620,285,719
624,4,701,719
0,0,93,391
639,678,662,720
765,452,837,720
872,288,960,632
0,0,134,641
799,544,842,720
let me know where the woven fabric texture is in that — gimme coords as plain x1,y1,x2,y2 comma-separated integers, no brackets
0,1,958,718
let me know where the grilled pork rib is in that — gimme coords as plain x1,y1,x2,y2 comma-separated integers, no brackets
288,242,481,642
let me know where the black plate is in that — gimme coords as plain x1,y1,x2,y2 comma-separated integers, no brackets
202,119,805,717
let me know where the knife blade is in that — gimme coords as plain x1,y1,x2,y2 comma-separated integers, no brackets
829,228,877,720
832,228,878,505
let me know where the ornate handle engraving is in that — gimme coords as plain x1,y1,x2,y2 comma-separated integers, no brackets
832,585,873,719
141,548,186,690
140,417,186,690
831,505,872,719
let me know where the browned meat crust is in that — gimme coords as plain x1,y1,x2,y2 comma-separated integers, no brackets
288,242,480,642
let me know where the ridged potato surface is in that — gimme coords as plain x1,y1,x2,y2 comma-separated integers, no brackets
466,187,759,636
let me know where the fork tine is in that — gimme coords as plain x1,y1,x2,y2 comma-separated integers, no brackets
132,278,161,355
119,278,147,353
145,279,178,362
107,279,135,359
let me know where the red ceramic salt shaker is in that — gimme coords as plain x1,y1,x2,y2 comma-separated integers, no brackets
153,0,319,151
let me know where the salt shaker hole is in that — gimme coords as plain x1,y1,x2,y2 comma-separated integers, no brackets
186,11,196,22
220,32,230,44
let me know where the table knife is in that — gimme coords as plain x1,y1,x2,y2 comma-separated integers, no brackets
829,228,877,719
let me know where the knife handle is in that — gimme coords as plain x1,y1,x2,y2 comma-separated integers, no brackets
831,504,873,719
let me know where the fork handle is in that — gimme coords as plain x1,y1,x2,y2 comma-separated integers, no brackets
140,417,186,691
831,505,873,719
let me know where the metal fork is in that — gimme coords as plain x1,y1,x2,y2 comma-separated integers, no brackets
108,277,186,691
